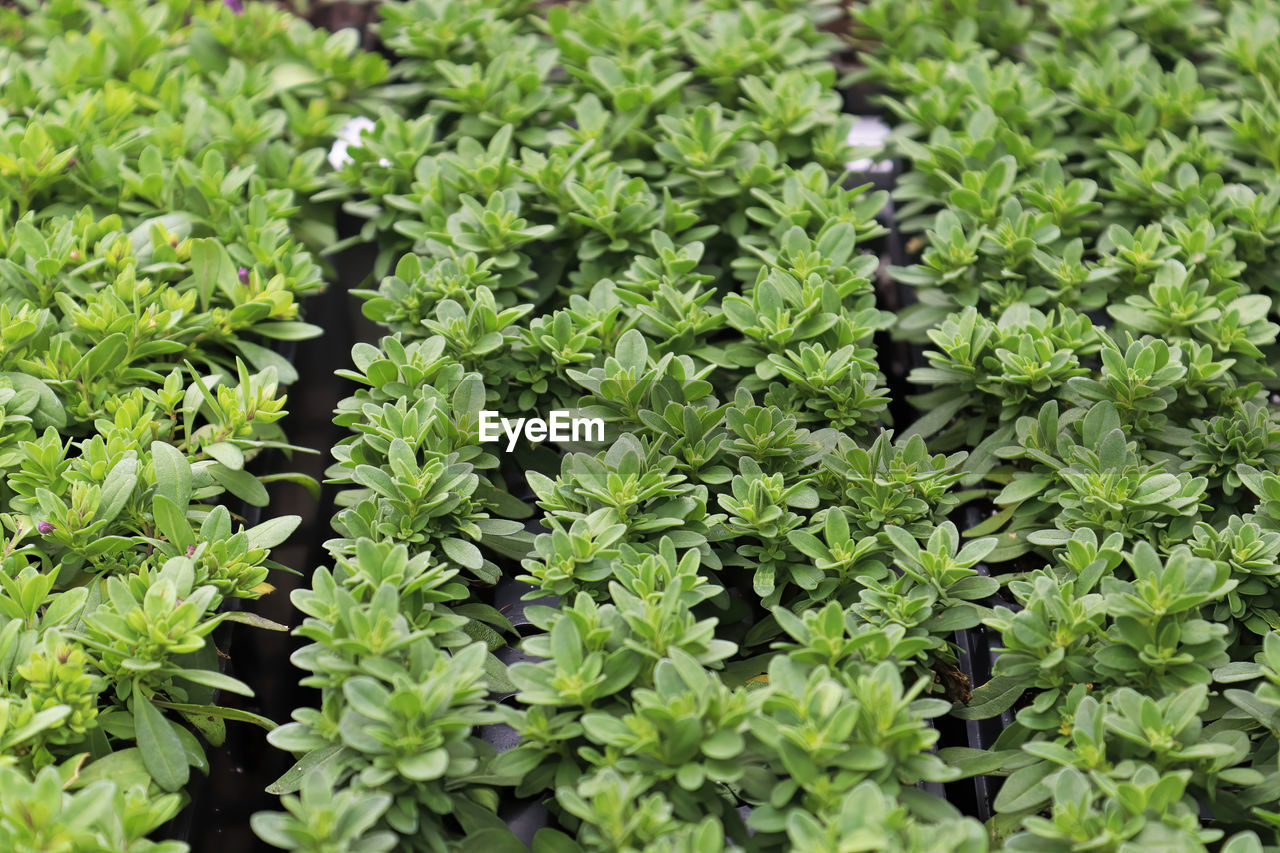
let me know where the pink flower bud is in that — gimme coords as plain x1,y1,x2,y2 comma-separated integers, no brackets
36,521,55,535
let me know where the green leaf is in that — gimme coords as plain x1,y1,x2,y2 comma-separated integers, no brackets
442,537,483,570
453,376,487,418
133,688,190,792
952,675,1027,720
928,603,984,631
397,749,448,781
549,618,583,670
883,525,920,557
266,745,346,795
3,706,69,746
1214,662,1264,683
614,328,648,373
71,748,152,791
209,463,269,506
1226,689,1280,727
14,219,48,258
787,530,830,561
244,515,301,550
188,238,236,310
179,709,226,747
937,747,1009,777
75,333,128,380
903,395,967,439
172,667,254,697
233,340,298,385
154,696,277,722
151,441,192,508
204,442,244,471
948,576,1000,600
96,454,139,525
0,373,65,429
532,829,585,853
992,761,1053,813
254,322,324,341
257,472,322,501
457,828,531,853
220,611,290,632
994,475,1052,506
152,494,195,549
265,62,322,97
343,678,391,722
702,729,744,760
483,653,517,694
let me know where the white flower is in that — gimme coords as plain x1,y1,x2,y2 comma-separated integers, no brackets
846,116,893,174
328,115,388,169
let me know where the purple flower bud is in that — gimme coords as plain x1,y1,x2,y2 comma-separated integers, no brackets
238,266,250,284
36,521,55,535
225,0,244,13
186,544,197,557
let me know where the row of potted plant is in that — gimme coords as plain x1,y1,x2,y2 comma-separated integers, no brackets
0,0,383,847
858,0,1280,848
8,0,1280,849
254,0,1280,849
252,0,1005,850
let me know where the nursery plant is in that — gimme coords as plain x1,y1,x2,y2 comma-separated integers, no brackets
851,0,1280,849
12,0,1280,849
0,0,386,847
254,0,1280,848
254,0,1009,850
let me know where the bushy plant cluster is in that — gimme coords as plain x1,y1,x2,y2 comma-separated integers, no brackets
852,0,1280,849
24,0,1274,849
256,0,1009,850
0,0,383,847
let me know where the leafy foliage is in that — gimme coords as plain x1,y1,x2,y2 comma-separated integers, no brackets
0,0,383,845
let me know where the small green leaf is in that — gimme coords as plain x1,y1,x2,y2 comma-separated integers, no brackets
254,322,324,341
244,515,301,550
133,688,190,792
153,696,276,727
442,537,483,570
152,494,195,549
172,667,254,697
266,745,346,795
209,463,269,507
952,675,1027,720
96,454,139,525
188,238,236,310
151,441,192,508
994,475,1052,506
204,442,244,470
614,328,648,373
